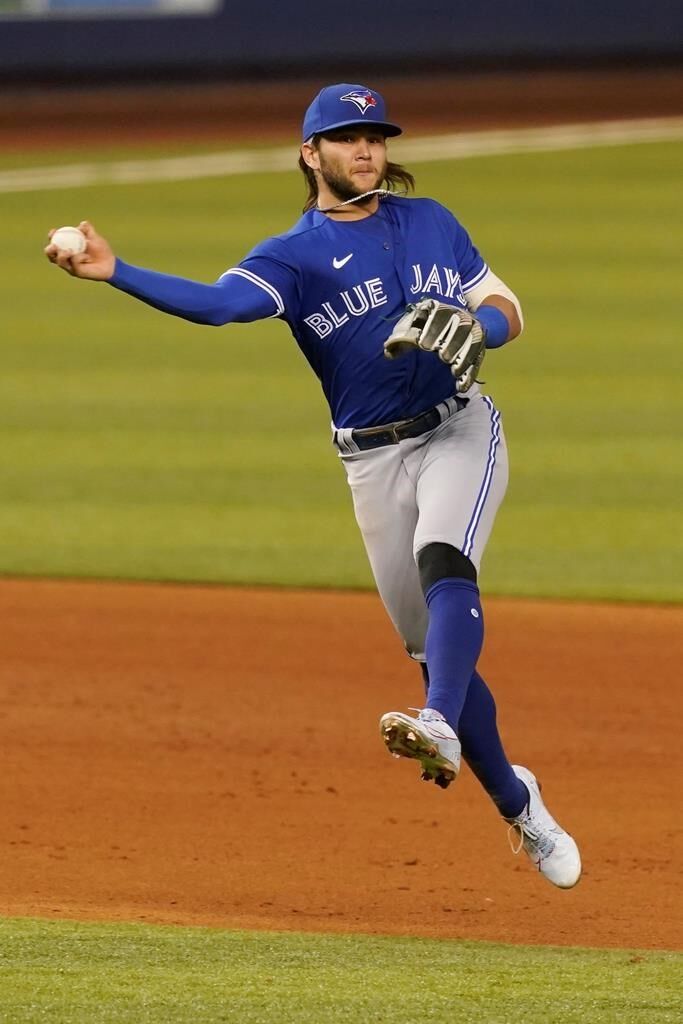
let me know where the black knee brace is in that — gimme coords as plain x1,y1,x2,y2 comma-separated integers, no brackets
417,541,477,594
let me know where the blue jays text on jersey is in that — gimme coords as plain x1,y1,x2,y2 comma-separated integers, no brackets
110,195,490,429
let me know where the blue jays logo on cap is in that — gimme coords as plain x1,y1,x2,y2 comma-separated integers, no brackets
302,83,402,141
340,90,378,115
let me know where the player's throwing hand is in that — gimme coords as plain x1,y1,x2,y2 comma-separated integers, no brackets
44,220,116,281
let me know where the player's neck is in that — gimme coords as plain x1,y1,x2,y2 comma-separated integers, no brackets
316,186,380,220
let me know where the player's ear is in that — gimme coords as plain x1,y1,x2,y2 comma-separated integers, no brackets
301,141,320,171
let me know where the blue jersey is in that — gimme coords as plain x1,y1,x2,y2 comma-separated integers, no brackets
111,195,489,429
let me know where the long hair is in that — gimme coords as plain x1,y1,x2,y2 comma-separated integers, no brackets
298,135,415,212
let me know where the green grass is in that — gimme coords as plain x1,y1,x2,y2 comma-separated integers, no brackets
0,138,284,172
0,917,680,1024
0,140,681,598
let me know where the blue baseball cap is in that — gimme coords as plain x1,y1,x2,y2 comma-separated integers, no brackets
302,83,402,142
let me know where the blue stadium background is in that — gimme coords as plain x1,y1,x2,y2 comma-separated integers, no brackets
1,0,682,80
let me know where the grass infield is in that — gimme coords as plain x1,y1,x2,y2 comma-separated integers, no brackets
0,917,680,1024
0,140,680,599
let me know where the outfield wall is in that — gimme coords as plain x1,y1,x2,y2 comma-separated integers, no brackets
1,0,682,81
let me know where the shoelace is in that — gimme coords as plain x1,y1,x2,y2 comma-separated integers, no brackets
507,814,557,858
507,822,525,856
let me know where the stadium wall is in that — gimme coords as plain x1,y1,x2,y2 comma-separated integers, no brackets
1,0,682,81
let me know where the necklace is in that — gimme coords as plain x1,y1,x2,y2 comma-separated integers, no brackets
317,188,406,214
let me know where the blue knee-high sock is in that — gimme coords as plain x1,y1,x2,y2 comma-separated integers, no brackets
458,670,528,818
420,660,527,818
423,577,483,731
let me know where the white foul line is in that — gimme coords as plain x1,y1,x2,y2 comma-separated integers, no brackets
1,117,682,194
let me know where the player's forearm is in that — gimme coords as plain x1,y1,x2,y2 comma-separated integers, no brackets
108,259,268,326
464,270,523,347
476,296,522,348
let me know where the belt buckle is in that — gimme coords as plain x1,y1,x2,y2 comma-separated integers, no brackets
392,414,420,442
367,425,400,446
396,412,426,442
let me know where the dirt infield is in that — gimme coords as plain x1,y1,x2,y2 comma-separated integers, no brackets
0,578,680,949
2,68,682,149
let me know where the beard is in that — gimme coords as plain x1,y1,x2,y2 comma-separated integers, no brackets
318,155,387,204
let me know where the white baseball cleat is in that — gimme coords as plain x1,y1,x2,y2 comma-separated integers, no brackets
506,765,582,889
379,708,461,788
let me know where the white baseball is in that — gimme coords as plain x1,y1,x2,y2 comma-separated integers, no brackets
51,226,87,255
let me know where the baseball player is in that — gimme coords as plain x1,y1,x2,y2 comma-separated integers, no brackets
45,83,581,888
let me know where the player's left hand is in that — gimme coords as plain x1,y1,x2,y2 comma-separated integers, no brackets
383,298,486,394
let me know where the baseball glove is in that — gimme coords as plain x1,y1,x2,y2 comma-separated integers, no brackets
384,298,486,394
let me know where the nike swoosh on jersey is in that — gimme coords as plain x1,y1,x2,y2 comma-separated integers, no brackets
332,253,354,269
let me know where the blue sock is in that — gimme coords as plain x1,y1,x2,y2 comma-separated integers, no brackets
419,659,528,819
458,670,528,818
423,577,483,731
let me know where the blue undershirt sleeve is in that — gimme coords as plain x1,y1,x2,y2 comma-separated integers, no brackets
108,255,295,327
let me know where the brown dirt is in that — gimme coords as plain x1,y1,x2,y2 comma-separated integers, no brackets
0,578,680,950
2,68,682,150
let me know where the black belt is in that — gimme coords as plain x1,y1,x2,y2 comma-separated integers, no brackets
346,397,468,451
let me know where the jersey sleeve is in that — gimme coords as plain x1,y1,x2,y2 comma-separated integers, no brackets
219,236,301,323
108,236,300,327
439,204,489,295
